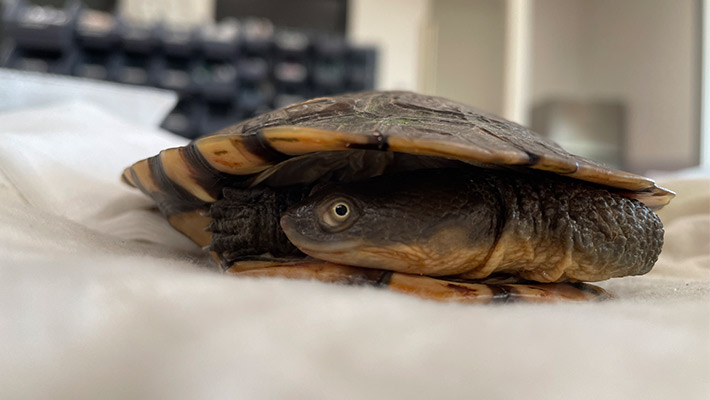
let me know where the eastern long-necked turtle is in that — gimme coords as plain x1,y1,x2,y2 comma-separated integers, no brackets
122,91,673,303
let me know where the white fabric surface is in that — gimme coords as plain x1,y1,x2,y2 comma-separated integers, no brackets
0,73,708,400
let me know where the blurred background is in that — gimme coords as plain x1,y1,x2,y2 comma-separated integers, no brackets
0,0,704,175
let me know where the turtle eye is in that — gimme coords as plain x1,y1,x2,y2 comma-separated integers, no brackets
320,199,356,231
332,203,349,219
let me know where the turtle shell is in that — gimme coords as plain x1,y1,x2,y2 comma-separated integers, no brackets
123,91,673,247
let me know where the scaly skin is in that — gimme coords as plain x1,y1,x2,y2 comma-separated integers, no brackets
459,169,664,282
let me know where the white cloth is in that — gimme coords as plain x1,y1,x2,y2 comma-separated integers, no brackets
0,71,708,400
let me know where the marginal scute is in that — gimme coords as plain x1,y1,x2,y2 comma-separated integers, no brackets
121,167,136,187
564,160,657,191
262,126,379,155
195,134,273,174
127,158,161,194
618,189,673,210
159,148,216,202
386,136,527,165
529,153,579,174
167,209,212,248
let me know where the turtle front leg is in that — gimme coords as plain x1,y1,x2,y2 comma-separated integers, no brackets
226,261,611,303
207,185,311,269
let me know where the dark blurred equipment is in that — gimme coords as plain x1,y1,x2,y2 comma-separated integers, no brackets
216,0,347,35
531,100,625,169
0,0,376,138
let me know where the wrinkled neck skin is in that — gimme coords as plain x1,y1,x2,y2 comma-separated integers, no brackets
281,168,504,276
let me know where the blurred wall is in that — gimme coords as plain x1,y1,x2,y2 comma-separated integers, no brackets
348,0,430,90
348,0,700,173
349,0,506,114
422,0,506,115
532,0,700,173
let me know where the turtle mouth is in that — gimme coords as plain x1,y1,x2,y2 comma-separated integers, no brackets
280,214,362,256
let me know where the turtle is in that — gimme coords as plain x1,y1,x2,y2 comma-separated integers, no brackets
122,91,673,303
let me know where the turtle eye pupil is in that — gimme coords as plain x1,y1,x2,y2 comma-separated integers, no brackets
320,200,355,231
334,204,348,217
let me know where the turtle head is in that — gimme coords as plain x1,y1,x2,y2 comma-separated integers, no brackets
280,169,500,276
